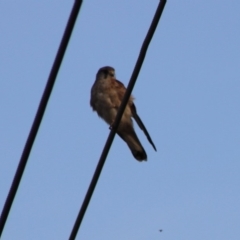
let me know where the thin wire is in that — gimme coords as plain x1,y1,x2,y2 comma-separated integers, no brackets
0,0,83,237
69,1,167,239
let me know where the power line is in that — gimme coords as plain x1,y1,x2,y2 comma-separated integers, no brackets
0,0,83,237
69,1,167,239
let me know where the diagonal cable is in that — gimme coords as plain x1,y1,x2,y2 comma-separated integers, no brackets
0,0,83,237
69,1,167,239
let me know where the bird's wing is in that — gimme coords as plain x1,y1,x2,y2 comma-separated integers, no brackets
114,79,127,101
114,79,156,151
130,103,157,151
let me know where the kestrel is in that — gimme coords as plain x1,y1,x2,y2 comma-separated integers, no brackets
90,66,156,161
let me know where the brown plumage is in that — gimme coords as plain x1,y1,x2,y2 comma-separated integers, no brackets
90,66,156,161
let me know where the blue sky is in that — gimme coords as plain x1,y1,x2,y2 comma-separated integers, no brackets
1,1,240,239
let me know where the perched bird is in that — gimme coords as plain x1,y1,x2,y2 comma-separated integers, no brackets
90,66,156,161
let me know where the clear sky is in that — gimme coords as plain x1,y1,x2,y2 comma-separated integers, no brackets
1,1,240,239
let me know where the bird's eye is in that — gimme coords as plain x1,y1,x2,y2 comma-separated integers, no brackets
109,73,114,77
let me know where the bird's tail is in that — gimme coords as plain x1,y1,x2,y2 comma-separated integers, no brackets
117,124,147,161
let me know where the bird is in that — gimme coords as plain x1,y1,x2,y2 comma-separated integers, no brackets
90,66,156,161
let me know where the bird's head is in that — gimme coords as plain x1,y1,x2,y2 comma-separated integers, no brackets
96,66,115,79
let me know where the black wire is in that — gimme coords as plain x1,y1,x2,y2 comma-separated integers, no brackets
69,1,167,239
0,0,83,237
